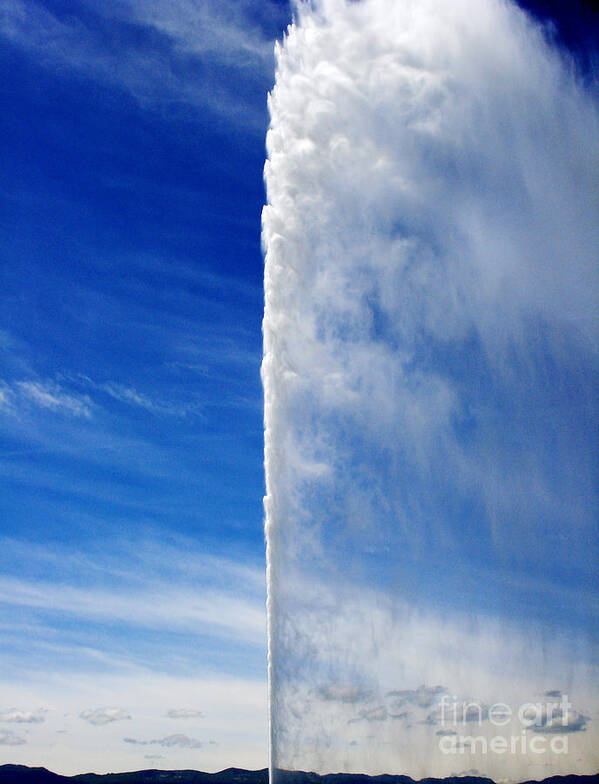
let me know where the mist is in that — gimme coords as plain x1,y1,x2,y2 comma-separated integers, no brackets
262,0,598,780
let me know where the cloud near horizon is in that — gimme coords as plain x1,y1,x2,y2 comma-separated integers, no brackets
166,709,204,719
124,733,202,749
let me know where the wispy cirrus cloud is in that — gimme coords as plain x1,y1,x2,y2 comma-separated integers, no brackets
0,533,267,688
0,377,91,418
3,373,203,421
0,385,12,412
0,576,266,647
13,380,92,418
0,0,286,129
0,532,265,595
99,382,202,418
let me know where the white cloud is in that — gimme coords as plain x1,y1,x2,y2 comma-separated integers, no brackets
0,709,46,724
15,380,92,417
0,532,265,595
125,733,202,748
100,382,201,418
0,576,265,647
318,685,371,704
158,733,201,748
80,707,132,726
0,535,266,686
0,385,11,410
113,0,278,66
102,384,167,412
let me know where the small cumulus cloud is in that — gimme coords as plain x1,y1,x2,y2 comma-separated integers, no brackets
317,685,371,704
166,708,204,719
386,684,447,710
80,707,131,726
531,710,588,734
124,733,202,748
426,700,489,726
0,732,26,746
144,754,165,760
0,708,46,724
349,705,388,723
389,711,410,721
159,734,202,748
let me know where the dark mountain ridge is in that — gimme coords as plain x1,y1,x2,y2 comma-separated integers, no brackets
0,765,598,784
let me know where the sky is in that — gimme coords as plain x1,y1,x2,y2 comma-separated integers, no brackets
0,0,597,779
0,0,290,774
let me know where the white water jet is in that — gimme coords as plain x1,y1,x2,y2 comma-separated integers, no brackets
262,1,599,781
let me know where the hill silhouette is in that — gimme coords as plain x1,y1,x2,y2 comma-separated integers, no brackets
0,766,598,784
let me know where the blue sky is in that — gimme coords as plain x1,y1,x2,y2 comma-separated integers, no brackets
0,0,597,778
0,0,290,773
